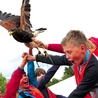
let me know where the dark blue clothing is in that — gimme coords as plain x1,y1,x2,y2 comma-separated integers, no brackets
37,65,67,98
28,59,67,98
36,54,98,98
36,55,72,66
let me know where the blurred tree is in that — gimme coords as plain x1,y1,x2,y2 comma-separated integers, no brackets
61,66,74,80
0,73,8,95
47,66,74,87
47,78,59,87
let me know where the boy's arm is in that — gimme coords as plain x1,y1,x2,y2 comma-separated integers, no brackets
37,65,60,89
48,44,64,53
27,48,37,87
36,55,72,66
32,39,64,53
27,60,37,87
26,54,72,66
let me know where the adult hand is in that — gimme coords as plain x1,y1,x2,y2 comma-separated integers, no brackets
33,39,46,48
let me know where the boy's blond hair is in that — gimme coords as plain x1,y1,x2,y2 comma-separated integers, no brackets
61,30,88,47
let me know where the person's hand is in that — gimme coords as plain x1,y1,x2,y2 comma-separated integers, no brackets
22,51,35,62
22,52,28,58
33,39,45,48
20,54,28,69
26,54,36,61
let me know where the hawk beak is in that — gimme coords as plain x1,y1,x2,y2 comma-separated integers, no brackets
9,31,13,35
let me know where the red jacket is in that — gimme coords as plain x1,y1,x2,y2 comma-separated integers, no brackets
4,68,25,98
48,44,64,53
48,37,98,54
74,49,95,98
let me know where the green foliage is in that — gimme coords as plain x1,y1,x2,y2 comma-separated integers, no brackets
61,66,74,80
47,78,60,87
47,66,74,87
0,73,8,95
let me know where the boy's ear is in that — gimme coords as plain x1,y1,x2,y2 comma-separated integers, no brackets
80,45,86,53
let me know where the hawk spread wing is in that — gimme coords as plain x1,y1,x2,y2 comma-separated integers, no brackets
20,0,32,32
0,11,20,30
0,0,34,43
0,0,48,57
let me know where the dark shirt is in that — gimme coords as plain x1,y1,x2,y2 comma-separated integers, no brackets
36,55,72,66
36,54,98,98
37,65,67,98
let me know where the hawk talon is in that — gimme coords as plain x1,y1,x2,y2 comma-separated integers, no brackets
44,51,49,57
38,51,41,54
37,51,45,57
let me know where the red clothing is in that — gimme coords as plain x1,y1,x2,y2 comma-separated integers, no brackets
93,48,98,56
89,37,98,48
4,67,44,98
74,49,95,98
48,37,98,54
28,85,44,98
48,44,64,53
47,87,57,98
4,68,24,98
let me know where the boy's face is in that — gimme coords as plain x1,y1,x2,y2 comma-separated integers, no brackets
37,74,44,81
19,74,29,89
63,42,86,66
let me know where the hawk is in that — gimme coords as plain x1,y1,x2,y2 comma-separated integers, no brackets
0,0,48,56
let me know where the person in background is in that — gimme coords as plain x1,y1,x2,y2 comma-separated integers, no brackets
25,30,98,98
26,48,67,98
35,65,67,98
3,49,44,98
4,53,28,98
88,37,98,56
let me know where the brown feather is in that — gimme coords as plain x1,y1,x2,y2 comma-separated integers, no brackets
0,20,18,30
0,11,20,30
20,0,32,31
